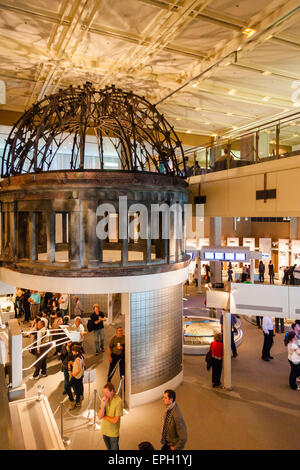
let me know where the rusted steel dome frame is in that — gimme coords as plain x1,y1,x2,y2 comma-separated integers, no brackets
2,83,186,178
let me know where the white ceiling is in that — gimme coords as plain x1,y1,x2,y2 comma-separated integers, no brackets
1,0,300,142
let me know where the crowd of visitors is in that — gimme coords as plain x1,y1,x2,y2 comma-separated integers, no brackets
13,282,300,450
193,259,298,286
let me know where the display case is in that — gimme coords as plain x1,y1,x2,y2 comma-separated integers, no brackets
9,395,64,450
0,296,15,324
183,316,243,355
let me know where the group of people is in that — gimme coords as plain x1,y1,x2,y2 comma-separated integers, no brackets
282,264,297,285
18,290,125,415
258,260,275,283
98,383,187,451
13,289,71,323
261,316,300,390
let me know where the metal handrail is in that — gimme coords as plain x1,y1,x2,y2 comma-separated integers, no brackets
187,110,300,154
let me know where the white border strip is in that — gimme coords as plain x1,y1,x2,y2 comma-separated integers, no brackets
129,371,183,408
0,266,189,294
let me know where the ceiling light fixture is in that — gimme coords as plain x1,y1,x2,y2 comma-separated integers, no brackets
195,107,201,110
226,112,233,116
192,82,199,88
265,34,273,40
262,96,270,101
228,89,236,95
242,27,256,37
186,130,191,134
262,71,271,76
293,102,300,107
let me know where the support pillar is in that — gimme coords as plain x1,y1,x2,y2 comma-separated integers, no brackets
121,293,130,317
69,210,80,268
88,202,99,268
79,200,89,269
250,258,255,284
197,259,201,293
107,294,113,325
28,212,37,262
290,218,298,240
46,211,55,263
210,217,222,284
146,205,151,264
223,311,232,390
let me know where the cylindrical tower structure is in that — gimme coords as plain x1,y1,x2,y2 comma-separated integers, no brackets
0,83,189,407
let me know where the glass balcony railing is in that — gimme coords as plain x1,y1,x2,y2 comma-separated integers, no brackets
185,111,300,176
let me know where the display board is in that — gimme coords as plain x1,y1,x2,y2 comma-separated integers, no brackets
199,238,209,248
278,239,290,272
230,284,288,318
243,238,255,251
227,237,239,247
291,240,300,267
259,238,272,268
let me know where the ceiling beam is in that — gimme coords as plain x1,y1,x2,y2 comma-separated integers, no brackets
97,0,212,86
140,0,300,49
155,0,300,104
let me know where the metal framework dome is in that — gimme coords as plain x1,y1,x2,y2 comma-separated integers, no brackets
1,83,186,178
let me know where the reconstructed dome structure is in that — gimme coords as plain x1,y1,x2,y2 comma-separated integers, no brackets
0,84,190,408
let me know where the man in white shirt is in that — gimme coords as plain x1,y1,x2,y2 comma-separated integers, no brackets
262,316,275,361
74,316,86,343
58,293,69,318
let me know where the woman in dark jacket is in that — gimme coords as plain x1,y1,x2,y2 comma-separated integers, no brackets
268,260,274,284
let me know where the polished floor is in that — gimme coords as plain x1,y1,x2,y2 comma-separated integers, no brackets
22,288,300,450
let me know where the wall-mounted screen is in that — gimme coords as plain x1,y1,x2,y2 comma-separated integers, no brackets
235,253,246,261
215,252,224,260
225,252,235,261
204,252,214,260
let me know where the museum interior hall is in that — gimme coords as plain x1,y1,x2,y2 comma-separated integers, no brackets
1,0,300,453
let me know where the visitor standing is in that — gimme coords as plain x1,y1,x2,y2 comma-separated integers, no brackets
258,261,265,283
58,293,69,318
28,290,41,320
261,316,274,361
268,260,274,284
98,382,123,450
73,296,84,317
160,389,187,450
58,340,73,396
285,331,300,390
209,332,223,387
107,327,125,383
282,267,289,285
220,313,238,357
68,345,85,409
90,304,107,355
30,318,50,379
227,262,233,283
